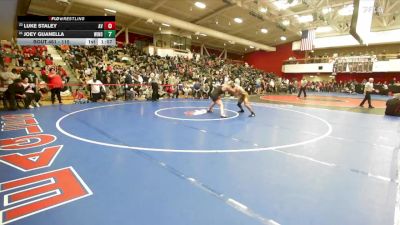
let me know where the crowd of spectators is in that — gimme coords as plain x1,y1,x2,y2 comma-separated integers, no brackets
1,42,400,110
301,78,400,95
0,43,71,109
60,44,280,101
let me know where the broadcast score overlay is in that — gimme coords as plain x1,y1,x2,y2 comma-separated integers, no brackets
17,16,116,46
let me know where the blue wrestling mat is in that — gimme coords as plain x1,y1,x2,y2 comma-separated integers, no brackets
0,99,399,225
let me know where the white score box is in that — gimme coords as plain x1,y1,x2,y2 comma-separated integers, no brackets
97,38,116,46
85,38,97,45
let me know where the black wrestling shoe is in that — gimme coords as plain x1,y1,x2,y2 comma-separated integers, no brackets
368,106,375,109
249,113,255,117
238,109,245,113
220,115,227,118
207,109,213,113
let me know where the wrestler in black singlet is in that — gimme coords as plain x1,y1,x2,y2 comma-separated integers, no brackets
210,85,224,102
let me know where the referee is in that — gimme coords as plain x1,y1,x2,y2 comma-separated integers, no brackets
297,78,307,98
359,78,375,108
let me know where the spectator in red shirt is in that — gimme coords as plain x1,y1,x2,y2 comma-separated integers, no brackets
106,64,113,72
37,46,44,57
45,56,53,66
3,55,12,64
23,47,32,59
47,67,63,104
73,88,89,104
30,46,37,57
40,67,47,82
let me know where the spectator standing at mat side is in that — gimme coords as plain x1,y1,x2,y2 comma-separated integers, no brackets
4,79,26,110
359,78,376,108
151,78,159,101
87,76,105,102
297,78,307,98
124,72,134,100
47,67,63,104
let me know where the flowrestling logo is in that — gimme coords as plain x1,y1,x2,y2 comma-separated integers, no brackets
184,109,208,116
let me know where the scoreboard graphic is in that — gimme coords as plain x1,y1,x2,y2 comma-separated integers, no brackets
17,16,116,46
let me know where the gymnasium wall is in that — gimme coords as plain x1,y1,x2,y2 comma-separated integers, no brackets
244,41,400,82
302,75,335,82
243,42,305,76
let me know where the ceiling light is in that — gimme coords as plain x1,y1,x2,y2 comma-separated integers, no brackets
234,17,243,23
229,40,235,44
322,7,332,15
259,7,268,13
261,28,268,33
280,36,287,41
199,33,207,36
316,26,333,33
161,23,170,27
249,46,254,49
338,4,354,16
274,0,299,10
104,8,117,13
297,15,313,23
194,2,206,9
282,19,290,26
